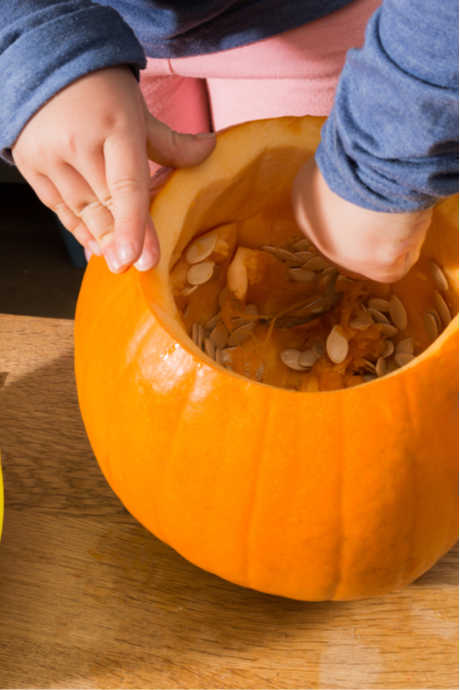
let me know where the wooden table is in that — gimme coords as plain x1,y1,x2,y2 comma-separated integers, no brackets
0,313,457,689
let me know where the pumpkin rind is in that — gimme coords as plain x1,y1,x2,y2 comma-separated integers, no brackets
75,117,458,600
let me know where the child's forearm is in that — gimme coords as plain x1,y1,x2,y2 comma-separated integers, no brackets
294,0,457,282
0,0,146,164
315,0,458,214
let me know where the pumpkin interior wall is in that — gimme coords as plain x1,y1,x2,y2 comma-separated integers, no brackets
171,154,459,303
163,150,458,384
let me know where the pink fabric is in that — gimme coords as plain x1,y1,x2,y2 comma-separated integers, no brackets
140,0,381,131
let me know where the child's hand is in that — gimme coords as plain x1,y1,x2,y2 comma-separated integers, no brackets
12,66,216,273
292,158,433,283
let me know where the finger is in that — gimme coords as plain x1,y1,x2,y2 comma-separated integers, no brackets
24,170,97,251
72,143,116,216
49,161,115,245
134,217,160,271
145,114,216,168
103,132,151,272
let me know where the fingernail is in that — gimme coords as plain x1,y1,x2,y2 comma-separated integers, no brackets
196,132,215,140
105,248,122,273
134,250,156,272
117,242,138,266
88,240,101,256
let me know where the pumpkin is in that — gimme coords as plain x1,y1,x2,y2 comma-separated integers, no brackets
75,116,458,600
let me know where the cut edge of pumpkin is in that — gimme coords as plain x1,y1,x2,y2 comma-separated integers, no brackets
143,117,458,394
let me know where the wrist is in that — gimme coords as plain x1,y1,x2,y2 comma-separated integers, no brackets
292,158,432,283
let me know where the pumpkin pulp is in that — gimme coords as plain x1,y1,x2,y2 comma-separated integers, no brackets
170,208,456,391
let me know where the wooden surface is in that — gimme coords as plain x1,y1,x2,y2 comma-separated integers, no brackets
0,313,458,689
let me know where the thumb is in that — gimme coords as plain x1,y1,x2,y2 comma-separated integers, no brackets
145,111,216,168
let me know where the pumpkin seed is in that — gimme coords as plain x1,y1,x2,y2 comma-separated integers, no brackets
431,308,442,330
434,291,451,327
221,347,237,365
299,349,320,368
205,312,221,330
385,359,399,374
291,238,312,251
379,323,399,337
302,255,331,271
187,260,215,286
231,317,252,329
318,268,338,291
288,268,316,282
368,298,390,312
181,284,199,297
191,322,204,349
376,356,387,377
396,337,414,355
326,326,349,364
280,348,305,371
215,348,223,365
430,260,449,292
368,308,390,324
335,274,355,292
185,230,217,264
255,364,264,382
394,352,415,368
293,250,315,262
382,340,395,358
389,295,408,330
262,246,300,265
350,311,374,330
424,312,439,341
228,322,255,346
204,337,215,359
210,322,229,348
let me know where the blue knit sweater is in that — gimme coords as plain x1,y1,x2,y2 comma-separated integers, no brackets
0,0,458,211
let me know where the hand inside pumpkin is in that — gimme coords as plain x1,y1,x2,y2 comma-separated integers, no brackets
292,158,433,283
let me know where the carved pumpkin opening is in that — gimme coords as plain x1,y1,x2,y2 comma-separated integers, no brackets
159,120,458,392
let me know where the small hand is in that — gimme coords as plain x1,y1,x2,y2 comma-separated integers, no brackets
12,66,216,273
292,158,432,283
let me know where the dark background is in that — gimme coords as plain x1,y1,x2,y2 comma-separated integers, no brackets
0,159,85,319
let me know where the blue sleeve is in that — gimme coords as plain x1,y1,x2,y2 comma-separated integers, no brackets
315,0,459,213
0,1,146,162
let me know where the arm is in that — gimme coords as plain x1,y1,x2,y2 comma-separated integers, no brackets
3,2,215,272
0,0,146,162
293,0,458,282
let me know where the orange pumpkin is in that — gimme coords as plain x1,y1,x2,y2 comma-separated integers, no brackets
75,117,458,600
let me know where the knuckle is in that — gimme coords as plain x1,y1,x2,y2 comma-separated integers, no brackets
51,199,70,217
111,177,143,196
74,197,106,218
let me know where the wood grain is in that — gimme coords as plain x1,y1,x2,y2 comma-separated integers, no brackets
0,314,458,689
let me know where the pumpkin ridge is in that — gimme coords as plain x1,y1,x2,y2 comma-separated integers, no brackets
243,387,274,588
329,394,345,600
401,376,419,589
157,356,205,546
